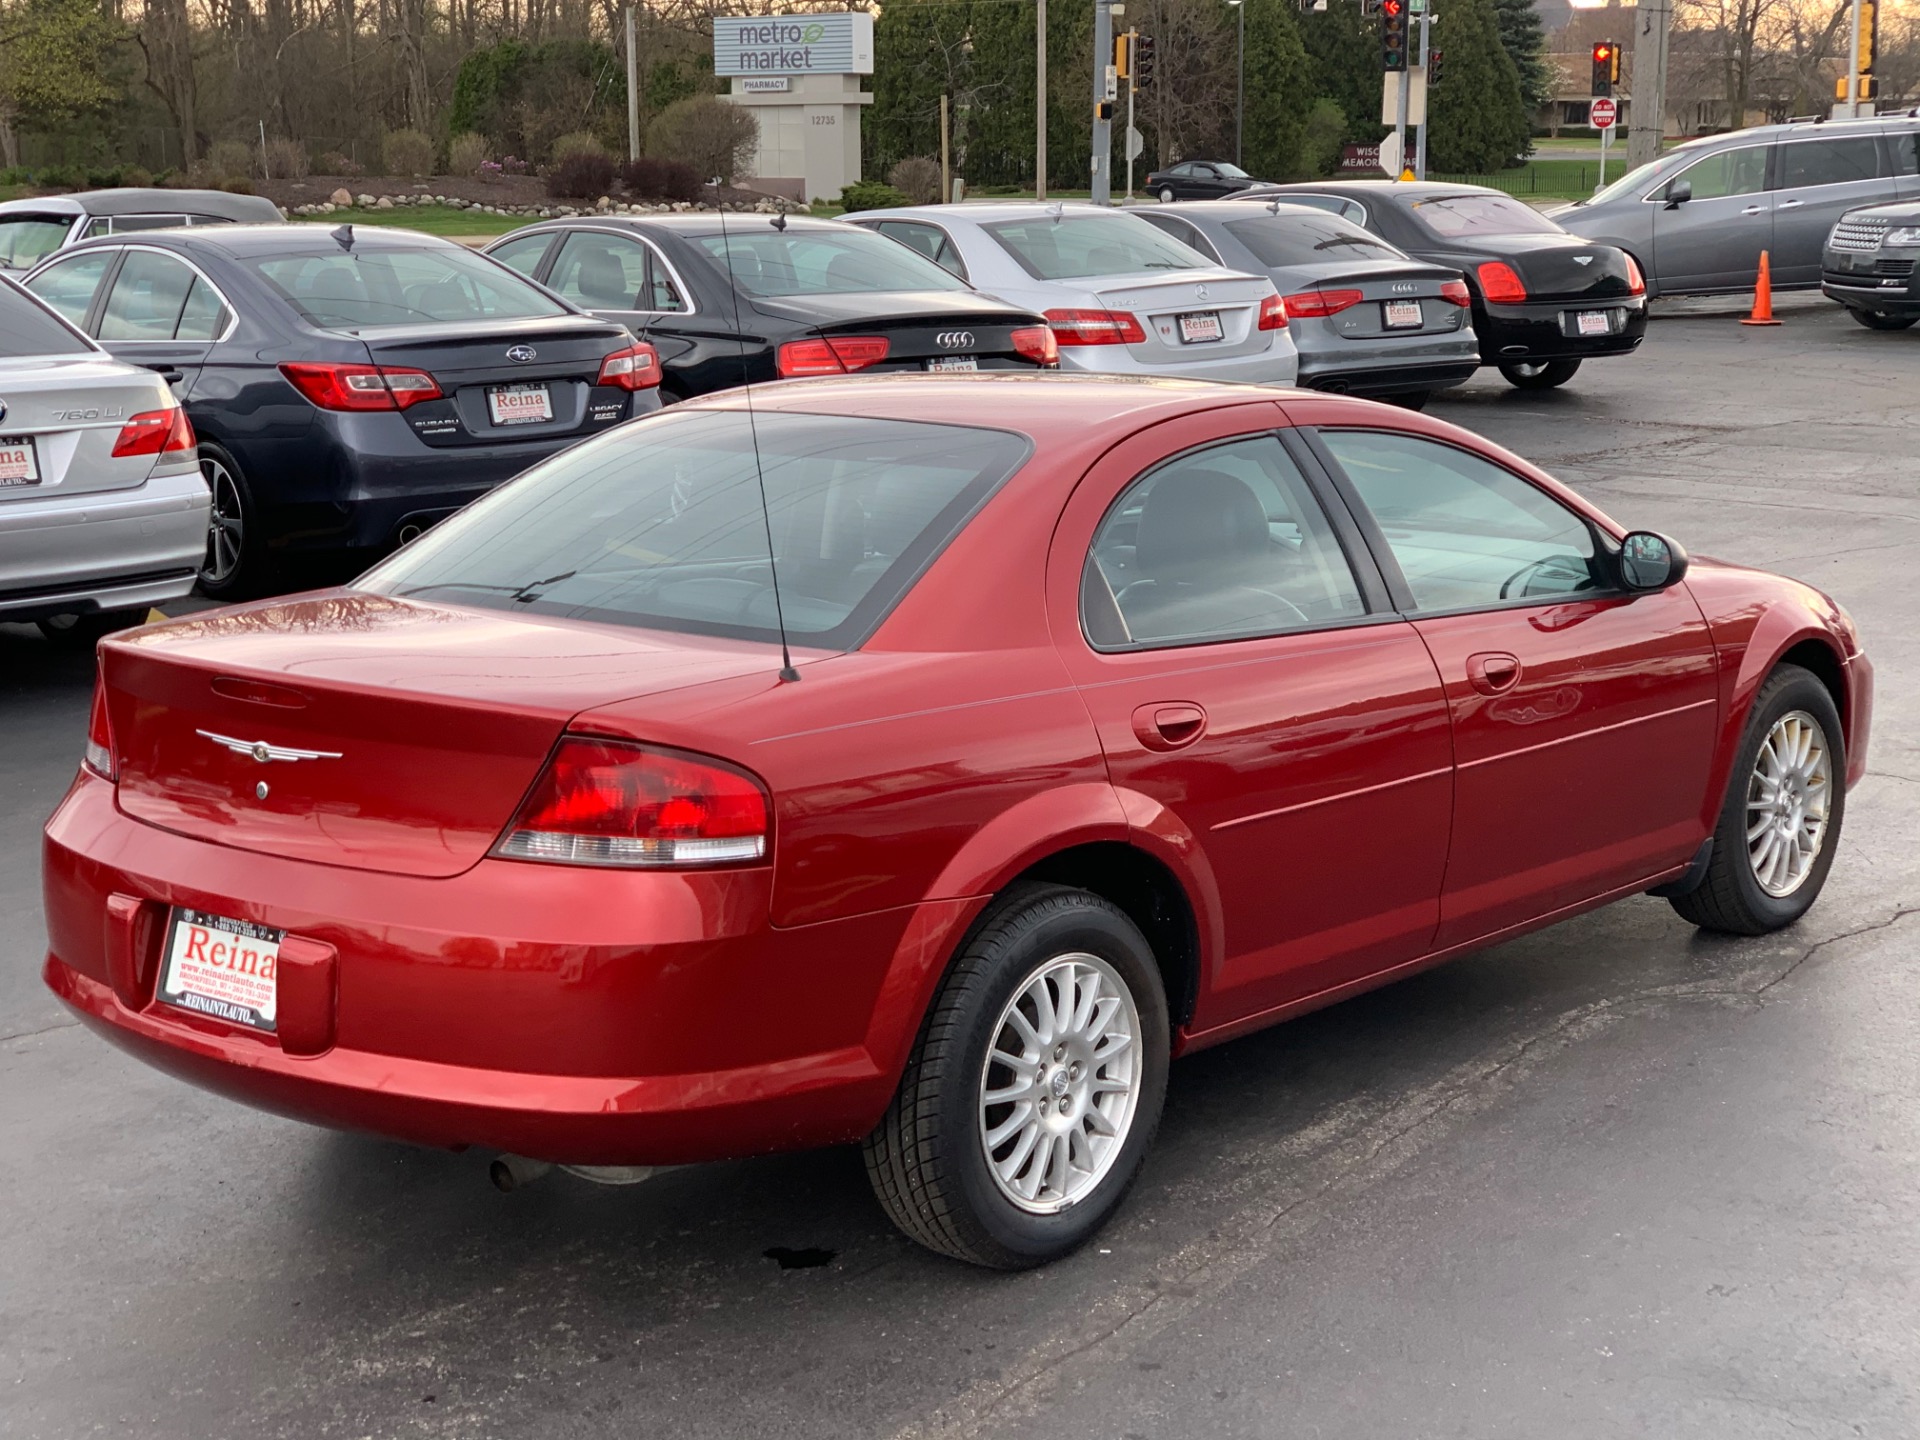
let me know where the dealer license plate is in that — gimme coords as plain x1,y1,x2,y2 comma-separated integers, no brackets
1575,310,1614,337
487,383,553,426
157,908,284,1033
926,356,978,372
1383,300,1424,330
1177,311,1224,344
0,436,41,487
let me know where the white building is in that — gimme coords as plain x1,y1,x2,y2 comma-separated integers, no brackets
717,14,874,204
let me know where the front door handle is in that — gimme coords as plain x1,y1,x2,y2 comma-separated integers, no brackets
1741,205,1766,216
1131,702,1208,752
1466,652,1522,695
1776,199,1804,210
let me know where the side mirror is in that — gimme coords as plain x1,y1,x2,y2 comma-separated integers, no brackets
1618,531,1689,591
1663,179,1692,210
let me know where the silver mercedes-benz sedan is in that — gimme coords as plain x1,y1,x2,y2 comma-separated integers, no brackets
0,276,209,643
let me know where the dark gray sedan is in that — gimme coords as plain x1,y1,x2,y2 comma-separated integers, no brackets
1136,200,1478,406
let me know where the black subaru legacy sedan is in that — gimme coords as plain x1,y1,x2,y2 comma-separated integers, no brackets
485,213,1056,402
23,225,660,596
1242,181,1647,391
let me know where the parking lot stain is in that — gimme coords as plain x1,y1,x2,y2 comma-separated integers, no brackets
763,1246,838,1270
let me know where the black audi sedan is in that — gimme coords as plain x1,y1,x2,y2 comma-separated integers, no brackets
1242,181,1646,390
483,214,1055,401
23,225,658,595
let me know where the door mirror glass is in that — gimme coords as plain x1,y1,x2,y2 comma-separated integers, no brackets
1618,531,1687,591
1664,179,1692,208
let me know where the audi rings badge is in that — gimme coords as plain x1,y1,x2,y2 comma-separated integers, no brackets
935,331,976,349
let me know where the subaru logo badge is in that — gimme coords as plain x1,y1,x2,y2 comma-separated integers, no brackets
506,345,538,362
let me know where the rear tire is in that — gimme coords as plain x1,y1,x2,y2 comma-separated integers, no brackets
1158,187,1176,204
197,444,267,600
36,609,149,647
1847,308,1918,331
863,884,1170,1269
1669,664,1845,936
1498,358,1582,390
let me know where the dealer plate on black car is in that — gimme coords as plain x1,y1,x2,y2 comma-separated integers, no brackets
0,436,40,488
157,908,284,1033
1574,310,1614,337
1178,312,1224,344
926,356,978,372
487,383,553,426
1383,300,1423,330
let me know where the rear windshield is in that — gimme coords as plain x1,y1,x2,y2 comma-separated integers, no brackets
0,279,95,356
245,246,570,328
985,215,1208,280
1408,194,1561,237
692,226,969,296
0,215,74,270
1222,212,1404,267
357,410,1032,649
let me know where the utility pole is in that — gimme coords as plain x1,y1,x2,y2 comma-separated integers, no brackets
940,95,952,203
1414,11,1431,180
1229,0,1244,170
1092,0,1116,205
1036,0,1047,198
1125,28,1139,201
1626,0,1670,172
1845,0,1864,113
625,4,640,163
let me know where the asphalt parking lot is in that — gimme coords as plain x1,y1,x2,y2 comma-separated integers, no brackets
3,294,1916,1440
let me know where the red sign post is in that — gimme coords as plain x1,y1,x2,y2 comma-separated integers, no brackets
1590,97,1617,130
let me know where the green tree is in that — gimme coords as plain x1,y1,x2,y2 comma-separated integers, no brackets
0,0,125,166
1425,0,1529,172
1491,0,1555,113
1297,0,1383,153
1240,0,1315,181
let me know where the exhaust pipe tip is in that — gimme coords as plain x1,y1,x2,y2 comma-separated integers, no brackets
396,523,425,545
489,1155,553,1192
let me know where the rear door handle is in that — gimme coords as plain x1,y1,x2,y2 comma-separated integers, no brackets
1131,702,1208,752
142,363,186,385
1741,205,1766,215
1776,199,1803,210
1466,652,1522,695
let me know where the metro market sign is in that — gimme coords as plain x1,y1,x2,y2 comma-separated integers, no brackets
714,13,875,76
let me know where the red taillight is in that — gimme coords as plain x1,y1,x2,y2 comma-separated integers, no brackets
110,407,196,458
1011,324,1060,366
280,362,444,412
1439,278,1472,307
596,341,661,391
1258,293,1290,330
1624,253,1646,296
1283,289,1364,319
84,677,115,781
1475,262,1528,305
775,336,891,378
1042,308,1147,346
493,738,770,868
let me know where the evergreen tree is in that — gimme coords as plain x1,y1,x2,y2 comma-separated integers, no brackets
1240,0,1315,181
1491,0,1555,113
1296,0,1383,153
1425,0,1529,172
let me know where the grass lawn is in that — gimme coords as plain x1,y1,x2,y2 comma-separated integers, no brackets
287,203,524,237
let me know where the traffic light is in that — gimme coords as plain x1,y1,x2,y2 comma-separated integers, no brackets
1428,48,1444,86
1857,1,1877,87
1381,0,1408,72
1134,33,1156,87
1115,32,1131,81
1591,41,1618,98
1095,99,1115,122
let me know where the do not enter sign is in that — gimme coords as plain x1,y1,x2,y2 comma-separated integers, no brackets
1591,97,1617,129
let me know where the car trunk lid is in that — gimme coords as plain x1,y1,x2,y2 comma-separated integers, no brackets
0,356,176,500
1089,268,1278,363
1471,234,1638,303
1272,261,1470,340
102,592,781,878
750,290,1046,371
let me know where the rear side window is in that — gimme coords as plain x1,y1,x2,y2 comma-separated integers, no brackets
1135,214,1222,263
875,221,969,279
0,215,75,269
985,215,1208,280
358,411,1032,649
549,231,648,309
247,247,569,328
1778,137,1881,189
1409,194,1561,237
692,226,968,297
98,250,199,340
1222,212,1403,267
1891,130,1920,176
0,280,95,357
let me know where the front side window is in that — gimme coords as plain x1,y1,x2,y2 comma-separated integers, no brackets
986,214,1208,281
876,221,969,279
1408,194,1561,237
247,246,571,329
1083,436,1366,649
23,249,114,328
549,231,648,309
693,226,969,297
1321,431,1602,613
98,250,199,340
0,215,76,269
1669,145,1767,201
1778,136,1881,189
358,411,1031,650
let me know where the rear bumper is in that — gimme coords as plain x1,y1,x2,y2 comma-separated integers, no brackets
1296,358,1479,396
0,462,207,621
41,771,968,1165
1056,341,1299,387
1475,297,1647,364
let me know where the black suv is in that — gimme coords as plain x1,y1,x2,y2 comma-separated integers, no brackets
1822,201,1920,330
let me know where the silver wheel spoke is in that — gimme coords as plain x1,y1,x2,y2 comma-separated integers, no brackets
1744,709,1833,899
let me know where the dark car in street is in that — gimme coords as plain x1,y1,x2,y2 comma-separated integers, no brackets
1243,181,1647,390
1821,201,1920,330
0,188,283,271
1146,161,1262,203
484,214,1057,400
1136,200,1479,406
23,224,659,596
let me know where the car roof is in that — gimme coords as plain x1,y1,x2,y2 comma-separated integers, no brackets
1253,180,1509,200
57,222,461,257
502,213,852,239
0,188,283,221
1154,200,1351,222
845,202,1132,224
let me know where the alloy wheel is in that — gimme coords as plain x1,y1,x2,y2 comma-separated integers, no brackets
1746,709,1832,898
977,952,1142,1214
201,456,245,586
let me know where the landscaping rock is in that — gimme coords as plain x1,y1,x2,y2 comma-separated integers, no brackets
375,196,394,209
330,188,353,206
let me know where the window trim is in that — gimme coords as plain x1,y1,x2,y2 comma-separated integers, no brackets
1077,430,1391,655
64,243,239,344
874,219,971,283
540,224,699,316
1301,425,1625,620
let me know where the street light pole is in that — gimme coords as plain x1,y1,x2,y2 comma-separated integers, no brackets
1229,0,1245,169
1036,0,1048,198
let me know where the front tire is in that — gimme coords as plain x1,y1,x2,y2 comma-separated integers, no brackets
1670,664,1845,935
1847,308,1918,331
863,884,1170,1269
1498,358,1582,390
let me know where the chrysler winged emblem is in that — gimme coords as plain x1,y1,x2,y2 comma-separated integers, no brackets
198,730,343,764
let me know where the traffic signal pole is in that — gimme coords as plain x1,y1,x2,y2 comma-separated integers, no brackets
1414,11,1431,180
1091,0,1115,205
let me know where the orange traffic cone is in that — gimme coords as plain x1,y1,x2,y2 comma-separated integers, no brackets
1741,250,1781,326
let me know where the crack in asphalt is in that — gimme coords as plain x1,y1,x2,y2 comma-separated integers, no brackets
1754,905,1920,996
0,1018,79,1046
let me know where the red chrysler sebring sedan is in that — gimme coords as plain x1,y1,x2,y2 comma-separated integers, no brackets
43,375,1871,1268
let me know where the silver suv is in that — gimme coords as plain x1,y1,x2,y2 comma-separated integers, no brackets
1552,115,1920,298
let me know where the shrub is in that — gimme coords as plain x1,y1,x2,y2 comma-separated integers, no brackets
36,164,84,191
618,156,701,203
550,130,608,164
887,157,942,205
448,131,491,175
208,140,254,178
647,97,757,186
0,165,28,186
546,149,616,199
317,150,364,176
382,127,435,177
221,177,256,195
120,166,154,189
261,138,310,180
1300,99,1346,179
838,180,911,213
